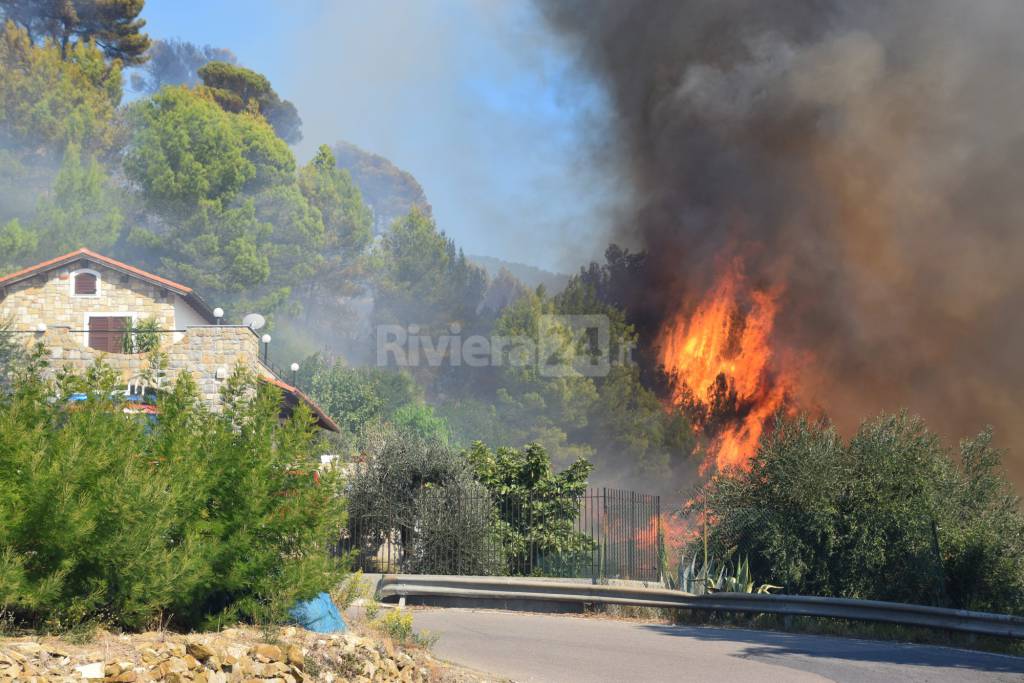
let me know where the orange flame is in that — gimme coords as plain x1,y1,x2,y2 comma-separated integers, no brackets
657,259,792,473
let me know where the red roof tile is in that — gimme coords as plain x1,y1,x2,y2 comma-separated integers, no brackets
260,375,341,433
0,248,194,293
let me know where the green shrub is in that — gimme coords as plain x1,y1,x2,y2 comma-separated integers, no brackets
122,316,162,353
348,423,498,574
695,413,1024,613
372,608,436,648
467,442,595,577
0,362,346,632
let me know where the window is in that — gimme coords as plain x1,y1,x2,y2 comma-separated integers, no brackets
87,316,129,353
71,269,99,297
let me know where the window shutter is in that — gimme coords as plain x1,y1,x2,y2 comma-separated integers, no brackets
88,317,128,353
75,272,97,295
88,316,109,351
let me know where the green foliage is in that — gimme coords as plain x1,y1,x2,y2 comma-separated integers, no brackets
125,87,267,210
32,142,123,254
0,364,346,631
124,86,317,314
372,208,486,328
391,403,450,445
487,288,597,466
132,39,237,94
466,441,594,576
0,21,122,155
332,140,430,236
696,413,1024,613
587,364,695,482
436,398,512,449
0,0,151,65
330,571,366,612
121,316,160,353
296,145,372,301
347,423,498,575
301,354,423,438
370,608,436,647
0,218,36,267
0,316,26,390
409,480,503,575
198,61,302,144
679,553,781,595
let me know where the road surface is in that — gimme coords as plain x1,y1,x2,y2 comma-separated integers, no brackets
412,608,1024,682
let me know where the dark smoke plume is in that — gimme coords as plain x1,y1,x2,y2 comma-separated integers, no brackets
538,1,1024,480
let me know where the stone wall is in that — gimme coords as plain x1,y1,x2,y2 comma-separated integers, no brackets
37,325,264,406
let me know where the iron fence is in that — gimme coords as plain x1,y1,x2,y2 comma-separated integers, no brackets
338,487,662,581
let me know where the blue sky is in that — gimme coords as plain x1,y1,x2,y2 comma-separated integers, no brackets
139,0,621,272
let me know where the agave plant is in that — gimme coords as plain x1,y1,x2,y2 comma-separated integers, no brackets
679,553,781,595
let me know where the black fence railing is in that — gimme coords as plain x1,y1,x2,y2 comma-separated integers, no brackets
338,487,662,581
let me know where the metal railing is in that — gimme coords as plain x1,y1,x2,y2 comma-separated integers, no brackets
340,487,661,581
377,575,1024,638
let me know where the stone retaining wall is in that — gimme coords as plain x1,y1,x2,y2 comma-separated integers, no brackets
35,325,263,406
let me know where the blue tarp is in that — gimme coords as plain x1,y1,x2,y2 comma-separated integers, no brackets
288,592,347,633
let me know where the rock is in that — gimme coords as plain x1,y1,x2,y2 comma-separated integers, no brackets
251,643,283,662
12,642,41,654
44,644,69,657
285,644,304,669
187,641,217,661
74,661,105,679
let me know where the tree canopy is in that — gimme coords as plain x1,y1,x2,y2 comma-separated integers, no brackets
131,38,236,93
696,413,1024,614
0,0,150,64
0,20,122,157
198,60,302,144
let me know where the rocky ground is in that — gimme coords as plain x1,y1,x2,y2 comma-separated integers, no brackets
0,623,500,682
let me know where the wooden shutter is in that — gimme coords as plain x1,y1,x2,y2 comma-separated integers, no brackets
75,272,97,295
88,316,128,353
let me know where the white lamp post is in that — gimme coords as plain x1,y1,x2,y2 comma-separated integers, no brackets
213,307,224,325
261,333,271,363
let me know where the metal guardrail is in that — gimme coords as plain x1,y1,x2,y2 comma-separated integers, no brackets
377,574,1024,638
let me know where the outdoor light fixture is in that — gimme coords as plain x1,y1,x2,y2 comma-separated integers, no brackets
261,333,271,363
290,362,299,384
36,322,47,333
213,307,224,324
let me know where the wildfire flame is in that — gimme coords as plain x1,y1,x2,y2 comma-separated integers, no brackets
657,258,792,473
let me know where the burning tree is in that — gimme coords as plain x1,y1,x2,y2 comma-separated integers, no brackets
657,258,797,474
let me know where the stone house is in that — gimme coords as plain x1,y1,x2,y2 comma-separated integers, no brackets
0,247,338,431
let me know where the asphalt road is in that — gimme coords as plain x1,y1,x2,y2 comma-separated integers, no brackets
411,608,1024,682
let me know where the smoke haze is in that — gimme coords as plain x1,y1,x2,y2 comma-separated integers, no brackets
278,0,621,273
536,1,1024,480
